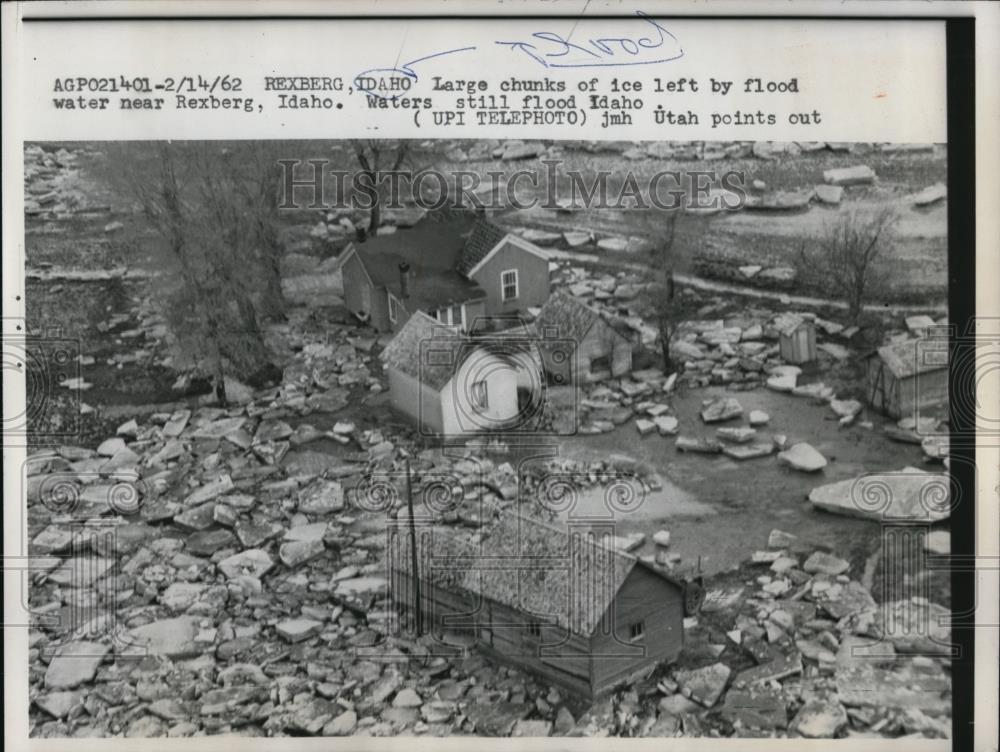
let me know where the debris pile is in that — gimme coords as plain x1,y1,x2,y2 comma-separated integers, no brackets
24,145,104,218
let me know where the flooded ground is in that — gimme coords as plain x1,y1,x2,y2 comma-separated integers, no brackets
28,273,935,581
554,384,930,576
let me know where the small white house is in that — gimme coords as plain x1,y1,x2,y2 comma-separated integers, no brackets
382,312,535,436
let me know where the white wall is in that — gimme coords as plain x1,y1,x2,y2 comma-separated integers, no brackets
441,348,520,435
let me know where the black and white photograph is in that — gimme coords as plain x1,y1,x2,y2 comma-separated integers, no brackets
21,137,956,739
4,4,996,751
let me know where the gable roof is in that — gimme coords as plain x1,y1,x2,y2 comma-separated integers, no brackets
873,337,948,379
391,513,683,637
534,291,635,347
381,311,470,391
457,218,508,276
534,291,601,343
342,213,546,311
774,313,813,337
346,217,487,311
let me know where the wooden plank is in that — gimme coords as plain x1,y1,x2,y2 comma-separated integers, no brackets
589,568,685,686
478,643,594,699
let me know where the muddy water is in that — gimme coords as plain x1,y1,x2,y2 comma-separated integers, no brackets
554,384,930,575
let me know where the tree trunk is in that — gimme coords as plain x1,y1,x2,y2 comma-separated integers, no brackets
263,251,286,321
848,292,862,324
368,192,381,235
205,309,228,406
659,320,673,374
215,371,228,405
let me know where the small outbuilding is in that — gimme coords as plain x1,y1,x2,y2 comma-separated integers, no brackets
381,311,541,436
865,337,949,419
534,292,636,384
775,314,817,364
388,514,688,699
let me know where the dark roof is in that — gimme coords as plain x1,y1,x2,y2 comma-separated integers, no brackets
874,337,948,378
456,218,508,276
381,311,471,391
349,218,487,311
391,513,683,637
533,291,634,348
534,291,601,343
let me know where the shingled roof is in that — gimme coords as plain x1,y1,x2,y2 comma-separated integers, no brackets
456,218,508,276
533,290,640,348
773,313,813,337
873,337,949,379
348,217,487,311
380,311,471,391
390,513,683,637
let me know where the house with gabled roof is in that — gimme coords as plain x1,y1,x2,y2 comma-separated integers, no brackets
381,311,541,436
534,291,637,383
336,213,550,333
387,513,688,699
865,336,948,419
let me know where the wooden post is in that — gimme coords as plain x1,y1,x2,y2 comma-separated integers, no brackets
405,459,422,636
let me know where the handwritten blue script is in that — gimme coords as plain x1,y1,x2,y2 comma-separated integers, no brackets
495,11,683,69
353,12,683,102
354,46,477,101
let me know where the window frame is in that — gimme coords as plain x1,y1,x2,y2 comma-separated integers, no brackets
471,378,489,410
436,304,466,330
628,620,645,642
388,292,400,323
501,268,519,302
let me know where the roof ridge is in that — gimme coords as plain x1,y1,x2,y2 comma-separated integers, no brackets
495,512,640,564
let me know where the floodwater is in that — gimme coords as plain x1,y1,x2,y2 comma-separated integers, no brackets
553,384,930,575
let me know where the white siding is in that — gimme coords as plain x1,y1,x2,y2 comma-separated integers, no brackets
441,349,520,435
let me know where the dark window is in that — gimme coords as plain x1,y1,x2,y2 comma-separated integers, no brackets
471,379,489,409
629,621,645,641
526,621,542,637
501,269,519,301
590,354,612,374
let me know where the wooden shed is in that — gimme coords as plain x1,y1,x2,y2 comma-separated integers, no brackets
865,337,949,419
388,514,687,699
775,314,817,364
533,292,636,384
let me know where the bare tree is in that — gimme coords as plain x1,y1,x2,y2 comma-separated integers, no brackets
635,207,687,373
798,207,897,323
350,140,410,235
102,142,284,403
